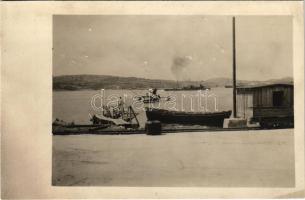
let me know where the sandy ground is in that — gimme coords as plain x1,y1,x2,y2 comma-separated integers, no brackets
52,129,295,187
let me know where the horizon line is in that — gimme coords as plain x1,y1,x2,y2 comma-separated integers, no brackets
53,73,293,82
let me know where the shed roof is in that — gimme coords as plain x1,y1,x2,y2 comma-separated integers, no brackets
236,83,293,94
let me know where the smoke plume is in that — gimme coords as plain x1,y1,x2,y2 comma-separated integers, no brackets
171,56,192,80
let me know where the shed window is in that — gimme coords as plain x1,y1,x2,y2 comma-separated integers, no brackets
273,91,284,107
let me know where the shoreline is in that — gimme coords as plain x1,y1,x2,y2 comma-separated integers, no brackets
52,125,292,135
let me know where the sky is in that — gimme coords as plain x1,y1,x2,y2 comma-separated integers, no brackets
53,15,292,81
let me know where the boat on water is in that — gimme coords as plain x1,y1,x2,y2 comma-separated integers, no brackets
91,105,140,128
137,94,161,103
53,101,140,135
145,108,232,127
137,88,170,103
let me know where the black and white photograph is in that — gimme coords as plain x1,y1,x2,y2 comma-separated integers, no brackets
52,15,295,187
2,1,305,198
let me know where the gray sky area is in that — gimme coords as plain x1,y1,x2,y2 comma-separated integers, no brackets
53,15,292,81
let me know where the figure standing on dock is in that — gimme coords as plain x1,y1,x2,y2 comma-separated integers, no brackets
118,96,124,114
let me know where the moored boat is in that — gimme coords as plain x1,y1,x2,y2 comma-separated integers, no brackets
137,95,160,103
137,88,170,104
145,108,232,127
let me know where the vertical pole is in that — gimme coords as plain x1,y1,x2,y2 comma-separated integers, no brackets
232,17,237,118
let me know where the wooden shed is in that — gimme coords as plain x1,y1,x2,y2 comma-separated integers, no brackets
236,83,294,128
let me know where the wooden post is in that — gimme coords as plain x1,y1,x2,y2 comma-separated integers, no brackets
129,106,140,128
232,16,237,118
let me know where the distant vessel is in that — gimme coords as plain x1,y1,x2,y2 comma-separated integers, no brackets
145,108,232,127
164,84,210,91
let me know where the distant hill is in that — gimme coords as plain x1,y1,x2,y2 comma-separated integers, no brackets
53,75,178,90
53,75,293,91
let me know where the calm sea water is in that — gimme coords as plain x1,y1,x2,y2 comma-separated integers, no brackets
53,88,233,127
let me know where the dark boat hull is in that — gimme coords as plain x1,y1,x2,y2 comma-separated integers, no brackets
146,108,232,127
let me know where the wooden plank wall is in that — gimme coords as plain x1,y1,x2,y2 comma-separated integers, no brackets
237,85,294,120
237,93,253,119
253,86,293,107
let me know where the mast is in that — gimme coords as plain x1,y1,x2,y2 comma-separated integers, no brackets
232,16,237,118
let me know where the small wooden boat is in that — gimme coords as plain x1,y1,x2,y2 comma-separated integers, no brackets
145,108,232,127
137,95,160,103
137,88,170,104
52,123,111,135
91,106,140,128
